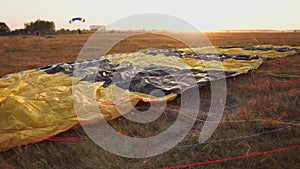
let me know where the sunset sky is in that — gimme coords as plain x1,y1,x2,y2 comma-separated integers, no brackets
1,0,299,31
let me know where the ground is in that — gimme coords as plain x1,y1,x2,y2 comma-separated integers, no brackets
0,32,299,169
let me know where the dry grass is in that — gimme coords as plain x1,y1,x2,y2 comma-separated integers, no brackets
0,32,299,169
0,35,86,77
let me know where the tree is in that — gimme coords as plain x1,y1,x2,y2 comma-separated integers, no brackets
24,19,55,35
0,22,10,35
11,29,27,35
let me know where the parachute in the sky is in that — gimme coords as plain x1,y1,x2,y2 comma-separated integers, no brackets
0,45,298,152
69,17,86,24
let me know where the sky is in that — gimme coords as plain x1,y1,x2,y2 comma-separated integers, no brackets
1,0,300,31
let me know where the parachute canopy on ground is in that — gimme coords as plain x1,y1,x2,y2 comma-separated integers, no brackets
1,45,298,151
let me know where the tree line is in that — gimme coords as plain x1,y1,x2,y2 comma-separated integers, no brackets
0,19,95,36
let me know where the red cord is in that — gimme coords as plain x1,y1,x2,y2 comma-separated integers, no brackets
162,145,300,169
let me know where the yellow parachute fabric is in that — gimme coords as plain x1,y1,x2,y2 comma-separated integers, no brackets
0,70,177,151
190,45,300,58
0,45,285,151
103,53,263,73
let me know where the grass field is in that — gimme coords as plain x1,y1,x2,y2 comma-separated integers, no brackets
0,32,299,169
